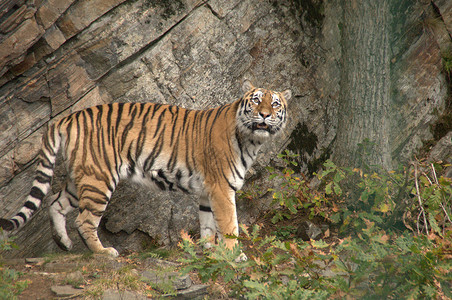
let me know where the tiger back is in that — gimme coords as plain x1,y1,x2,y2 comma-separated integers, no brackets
0,80,291,258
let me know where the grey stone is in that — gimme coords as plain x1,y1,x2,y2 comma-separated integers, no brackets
0,18,44,76
141,270,192,290
429,131,452,164
102,289,147,300
44,262,79,273
51,285,84,297
144,257,181,268
25,257,46,264
429,131,452,178
36,0,75,31
296,221,324,241
65,270,85,285
89,254,126,271
172,284,209,299
173,275,192,291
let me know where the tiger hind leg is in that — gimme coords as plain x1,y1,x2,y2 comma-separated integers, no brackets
199,194,216,248
75,183,118,257
49,181,78,251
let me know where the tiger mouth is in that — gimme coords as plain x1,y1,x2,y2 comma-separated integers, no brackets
253,123,270,132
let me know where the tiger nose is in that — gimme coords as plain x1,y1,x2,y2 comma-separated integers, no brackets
259,112,271,119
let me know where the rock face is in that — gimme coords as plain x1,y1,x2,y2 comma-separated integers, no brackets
0,0,450,257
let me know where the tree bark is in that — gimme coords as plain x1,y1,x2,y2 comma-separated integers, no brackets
334,0,392,170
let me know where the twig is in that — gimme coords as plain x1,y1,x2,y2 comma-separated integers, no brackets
417,211,422,235
421,171,433,185
414,163,429,235
430,163,438,183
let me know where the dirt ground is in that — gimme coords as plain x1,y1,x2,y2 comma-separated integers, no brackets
3,251,207,299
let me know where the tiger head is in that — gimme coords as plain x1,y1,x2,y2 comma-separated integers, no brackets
237,80,291,139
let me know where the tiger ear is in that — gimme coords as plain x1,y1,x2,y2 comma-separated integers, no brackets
281,89,292,101
242,80,255,92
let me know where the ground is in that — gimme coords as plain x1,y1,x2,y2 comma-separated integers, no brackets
2,249,212,299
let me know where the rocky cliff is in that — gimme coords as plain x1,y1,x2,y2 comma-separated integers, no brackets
0,0,450,257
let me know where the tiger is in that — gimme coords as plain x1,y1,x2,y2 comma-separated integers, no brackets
0,80,291,258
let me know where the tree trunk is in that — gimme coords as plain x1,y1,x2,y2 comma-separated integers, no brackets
334,0,392,170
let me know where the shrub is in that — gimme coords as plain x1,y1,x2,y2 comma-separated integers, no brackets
0,232,30,299
267,150,334,223
179,225,332,299
317,159,452,236
179,155,452,299
332,222,451,299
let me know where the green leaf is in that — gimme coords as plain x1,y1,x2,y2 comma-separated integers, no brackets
243,280,268,294
439,176,452,187
376,202,390,213
331,212,342,223
323,159,336,170
361,190,369,202
333,183,342,196
428,212,442,235
333,171,343,184
311,240,330,248
325,182,333,195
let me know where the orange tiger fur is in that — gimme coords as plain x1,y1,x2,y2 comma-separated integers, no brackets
0,81,291,257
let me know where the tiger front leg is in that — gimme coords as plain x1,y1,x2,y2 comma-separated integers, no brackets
49,182,78,251
209,188,247,262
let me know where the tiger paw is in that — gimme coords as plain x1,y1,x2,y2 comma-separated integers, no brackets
53,235,73,251
99,247,119,257
60,237,73,251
